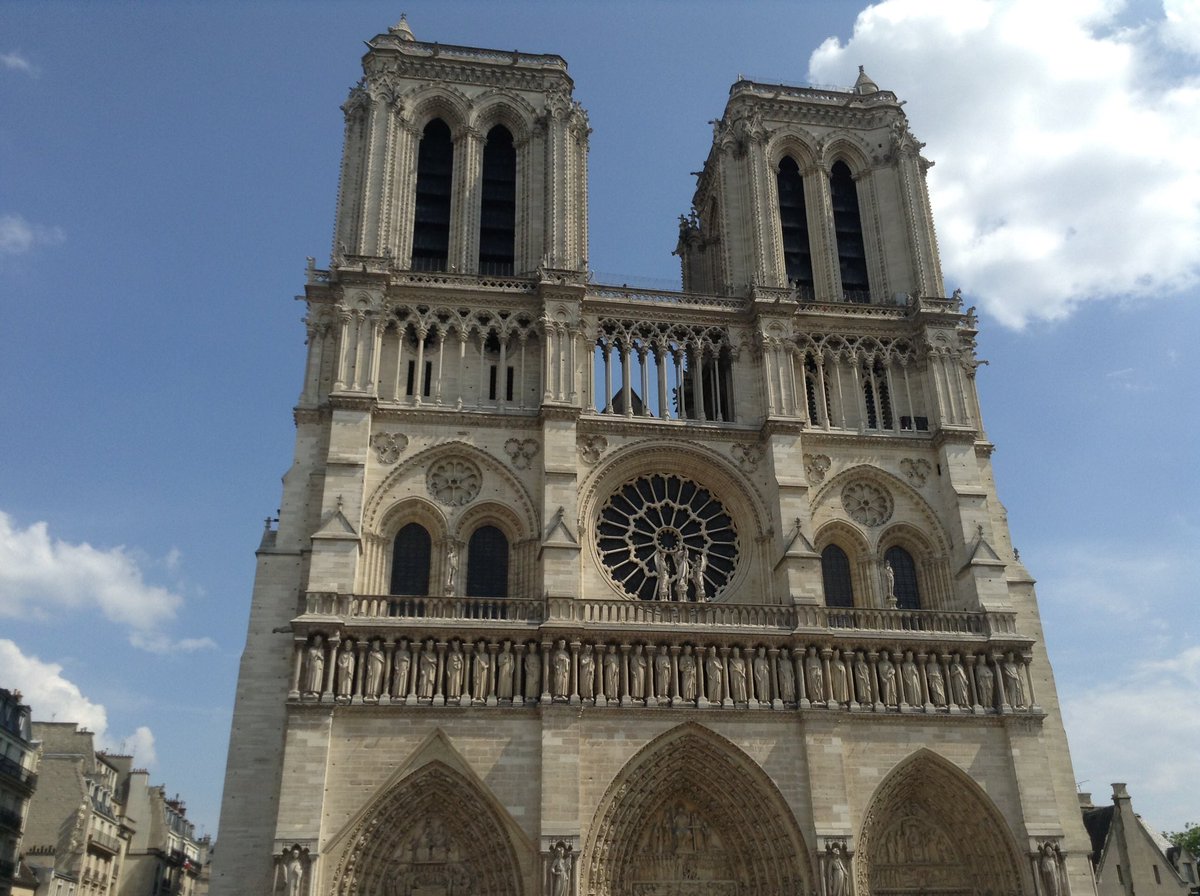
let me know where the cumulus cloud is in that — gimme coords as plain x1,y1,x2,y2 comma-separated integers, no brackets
0,511,213,653
0,640,157,767
0,213,64,255
1062,646,1200,831
808,0,1200,327
1,51,35,75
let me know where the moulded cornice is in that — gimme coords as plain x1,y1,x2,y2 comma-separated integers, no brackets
798,430,933,451
369,405,544,430
577,415,756,442
930,428,980,449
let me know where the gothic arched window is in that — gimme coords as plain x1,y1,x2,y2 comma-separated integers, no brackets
466,525,509,598
863,360,893,430
411,118,454,271
830,160,869,299
885,545,920,610
821,544,854,608
479,125,516,275
777,156,814,293
390,523,432,595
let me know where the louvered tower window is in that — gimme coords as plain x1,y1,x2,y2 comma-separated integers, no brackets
411,119,453,272
390,523,432,595
466,525,509,598
830,161,869,299
777,157,814,293
479,125,516,276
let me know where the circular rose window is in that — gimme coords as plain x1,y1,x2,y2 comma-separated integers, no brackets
596,473,738,601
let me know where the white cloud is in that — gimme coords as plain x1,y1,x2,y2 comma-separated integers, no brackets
0,639,157,768
1062,645,1200,832
0,51,35,75
0,511,214,653
808,0,1200,327
0,213,64,255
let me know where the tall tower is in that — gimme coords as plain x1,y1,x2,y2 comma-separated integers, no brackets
214,22,1096,896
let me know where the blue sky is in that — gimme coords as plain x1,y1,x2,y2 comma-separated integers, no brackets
2,1,1198,838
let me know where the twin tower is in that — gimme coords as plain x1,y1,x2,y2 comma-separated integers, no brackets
214,18,1096,896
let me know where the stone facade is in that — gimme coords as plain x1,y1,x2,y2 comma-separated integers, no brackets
111,760,206,896
0,690,37,896
213,18,1098,896
1082,785,1199,896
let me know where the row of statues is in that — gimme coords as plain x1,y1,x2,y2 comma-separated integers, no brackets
292,634,1035,712
651,544,710,601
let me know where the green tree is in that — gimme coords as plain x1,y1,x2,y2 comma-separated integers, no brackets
1167,822,1200,857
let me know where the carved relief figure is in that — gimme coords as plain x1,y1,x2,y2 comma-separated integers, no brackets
445,543,459,595
549,842,572,896
885,560,896,599
690,550,708,600
976,658,995,709
902,652,921,705
753,647,771,703
728,648,748,703
831,652,848,704
497,642,514,701
679,646,698,701
1038,842,1062,896
472,642,490,702
446,642,465,700
278,845,306,896
654,645,671,700
927,660,947,707
364,640,385,700
335,641,355,699
854,651,873,704
392,638,412,698
949,655,970,707
878,652,898,706
304,636,325,697
705,648,724,703
604,645,621,699
777,648,796,703
631,644,648,700
653,547,672,601
552,640,570,699
806,647,825,703
578,645,595,700
1003,655,1026,708
525,644,541,700
418,640,438,700
825,842,849,896
673,545,691,601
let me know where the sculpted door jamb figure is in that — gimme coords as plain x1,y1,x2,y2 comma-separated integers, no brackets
679,645,698,702
304,635,325,698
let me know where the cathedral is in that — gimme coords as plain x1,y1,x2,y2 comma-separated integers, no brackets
213,18,1097,896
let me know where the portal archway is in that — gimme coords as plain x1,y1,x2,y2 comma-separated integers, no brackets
583,724,811,896
857,750,1027,896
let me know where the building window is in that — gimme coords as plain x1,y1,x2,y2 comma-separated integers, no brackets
1153,864,1161,885
466,525,509,597
479,125,516,275
821,544,854,608
1116,865,1124,884
863,360,893,430
777,156,813,293
390,523,432,595
411,118,453,272
830,160,869,299
885,546,920,610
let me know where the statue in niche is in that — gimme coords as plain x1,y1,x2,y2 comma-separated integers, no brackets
392,639,412,698
1003,655,1026,708
364,640,385,700
335,641,355,699
902,652,921,705
753,647,771,703
927,660,947,707
631,644,648,699
825,842,849,896
831,652,848,704
777,648,796,703
949,654,970,707
524,644,541,701
679,646,698,701
1038,841,1063,896
878,652,898,706
275,844,307,896
604,645,621,699
806,648,825,703
653,547,672,601
728,647,748,703
854,651,873,704
446,642,465,700
690,550,708,600
471,642,490,703
445,543,459,595
705,648,724,703
417,640,437,700
552,640,570,699
579,645,595,700
304,636,325,697
976,657,995,708
673,545,691,602
496,642,514,701
549,841,573,896
654,645,671,699
885,560,896,600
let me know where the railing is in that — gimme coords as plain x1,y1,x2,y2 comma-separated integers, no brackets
795,605,1015,637
89,831,122,854
0,755,36,789
587,283,743,310
306,592,544,624
546,597,795,630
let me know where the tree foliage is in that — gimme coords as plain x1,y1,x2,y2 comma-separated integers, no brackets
1167,823,1200,858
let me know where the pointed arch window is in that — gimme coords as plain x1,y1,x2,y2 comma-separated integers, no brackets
411,118,453,272
466,525,509,598
479,125,516,276
863,359,894,430
830,160,869,299
777,156,814,294
390,523,432,595
821,544,854,608
884,545,920,610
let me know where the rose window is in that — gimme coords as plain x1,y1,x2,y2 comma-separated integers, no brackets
841,480,893,527
427,458,482,506
596,473,738,601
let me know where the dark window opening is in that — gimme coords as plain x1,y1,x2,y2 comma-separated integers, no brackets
830,160,869,297
805,356,832,423
406,360,416,396
412,119,453,272
864,363,893,430
390,523,431,596
821,544,854,608
423,360,432,397
479,125,516,276
885,545,920,610
900,415,929,432
466,525,509,597
489,365,498,401
505,365,515,402
777,156,814,290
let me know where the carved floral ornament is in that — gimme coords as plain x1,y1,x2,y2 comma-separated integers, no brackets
370,431,408,465
427,457,482,506
578,434,607,465
504,438,539,470
730,442,762,473
804,453,831,484
841,480,893,527
899,457,931,487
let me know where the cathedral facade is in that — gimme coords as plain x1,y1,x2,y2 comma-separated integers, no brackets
214,19,1096,896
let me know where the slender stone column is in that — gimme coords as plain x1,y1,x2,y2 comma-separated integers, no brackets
289,640,304,699
693,345,707,422
413,326,427,405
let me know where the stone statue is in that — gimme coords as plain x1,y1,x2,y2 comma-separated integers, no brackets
472,642,490,702
392,639,412,698
753,647,771,703
418,640,438,700
705,648,724,703
831,652,848,704
690,550,707,600
603,645,620,699
777,649,796,703
654,646,671,700
901,652,920,705
446,642,465,700
1003,655,1026,708
976,658,995,708
927,660,947,707
673,546,691,601
885,560,896,599
335,641,355,699
497,643,514,701
825,842,849,896
631,644,648,699
445,543,459,595
653,547,672,601
728,648,748,703
524,644,541,701
552,640,570,699
854,651,873,704
279,845,306,896
364,640,385,700
679,646,698,701
878,652,898,706
805,647,824,703
578,645,595,700
949,655,970,707
549,841,572,896
1038,842,1062,896
304,636,325,697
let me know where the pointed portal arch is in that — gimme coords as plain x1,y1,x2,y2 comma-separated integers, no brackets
858,750,1027,896
583,724,812,896
329,761,526,896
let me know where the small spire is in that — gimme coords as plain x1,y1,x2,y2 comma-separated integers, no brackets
389,14,415,41
853,65,879,95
